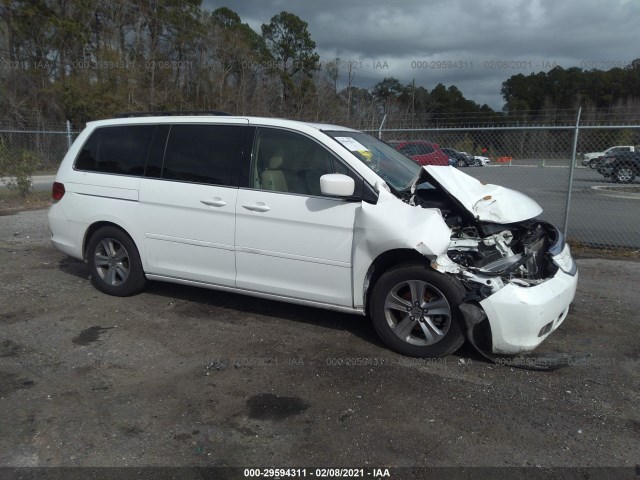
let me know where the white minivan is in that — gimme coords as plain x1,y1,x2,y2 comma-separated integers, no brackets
48,115,578,358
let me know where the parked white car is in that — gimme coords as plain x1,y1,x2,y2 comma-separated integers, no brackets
473,155,491,166
48,115,577,358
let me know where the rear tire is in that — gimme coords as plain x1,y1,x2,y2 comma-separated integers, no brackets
613,166,636,184
87,226,147,296
457,159,467,167
588,158,599,169
369,263,465,358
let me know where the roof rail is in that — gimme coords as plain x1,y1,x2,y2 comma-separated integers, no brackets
114,110,233,118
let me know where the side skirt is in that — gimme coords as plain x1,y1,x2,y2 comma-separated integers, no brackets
145,274,366,316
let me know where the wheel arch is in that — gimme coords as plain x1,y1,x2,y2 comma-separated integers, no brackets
83,221,141,262
362,248,434,315
366,256,467,357
84,221,149,296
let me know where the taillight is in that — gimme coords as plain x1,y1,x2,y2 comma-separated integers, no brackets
52,182,65,201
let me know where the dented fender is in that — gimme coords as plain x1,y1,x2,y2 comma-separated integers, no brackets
351,186,452,309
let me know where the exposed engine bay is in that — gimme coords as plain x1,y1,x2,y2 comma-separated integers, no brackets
409,180,561,299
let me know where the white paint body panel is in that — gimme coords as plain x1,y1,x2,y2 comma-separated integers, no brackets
480,270,578,354
139,179,237,286
424,165,543,223
48,172,144,266
235,189,357,306
351,187,452,308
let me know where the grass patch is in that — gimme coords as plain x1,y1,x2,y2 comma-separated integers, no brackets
568,239,639,261
0,190,51,215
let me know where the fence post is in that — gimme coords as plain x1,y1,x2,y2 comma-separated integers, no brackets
66,121,72,149
562,107,582,239
378,114,387,139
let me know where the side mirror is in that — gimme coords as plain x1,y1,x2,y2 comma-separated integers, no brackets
320,173,355,197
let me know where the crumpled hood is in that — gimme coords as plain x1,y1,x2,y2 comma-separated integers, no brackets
420,165,543,223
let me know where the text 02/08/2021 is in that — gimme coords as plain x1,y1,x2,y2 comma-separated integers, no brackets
243,468,391,477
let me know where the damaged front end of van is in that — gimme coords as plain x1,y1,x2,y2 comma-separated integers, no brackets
417,166,577,355
358,166,578,358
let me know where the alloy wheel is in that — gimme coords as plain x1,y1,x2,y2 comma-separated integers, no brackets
93,238,131,286
383,280,452,346
616,167,634,183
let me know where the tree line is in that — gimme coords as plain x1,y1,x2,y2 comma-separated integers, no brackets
1,1,639,128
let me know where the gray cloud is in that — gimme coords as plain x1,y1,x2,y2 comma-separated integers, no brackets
203,0,640,109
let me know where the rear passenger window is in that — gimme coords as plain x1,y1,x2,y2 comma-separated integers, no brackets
75,125,156,175
162,125,243,186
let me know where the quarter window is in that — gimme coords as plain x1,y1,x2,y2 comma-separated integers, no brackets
75,125,156,175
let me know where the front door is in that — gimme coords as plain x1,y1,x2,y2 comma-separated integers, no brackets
235,127,359,307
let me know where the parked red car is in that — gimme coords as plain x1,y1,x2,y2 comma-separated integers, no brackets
387,140,449,166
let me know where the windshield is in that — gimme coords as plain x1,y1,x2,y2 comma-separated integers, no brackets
324,130,421,192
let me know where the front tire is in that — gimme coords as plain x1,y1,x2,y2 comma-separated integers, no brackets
457,159,467,167
588,158,599,169
87,226,147,296
369,264,465,358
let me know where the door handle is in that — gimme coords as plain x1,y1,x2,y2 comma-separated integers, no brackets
200,198,226,207
242,203,271,212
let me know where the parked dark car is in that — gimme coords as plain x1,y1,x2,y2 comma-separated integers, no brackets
441,147,474,167
387,140,449,166
582,146,637,169
597,152,640,183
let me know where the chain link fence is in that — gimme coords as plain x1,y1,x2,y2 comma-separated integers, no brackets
370,123,640,250
1,119,638,250
0,123,75,212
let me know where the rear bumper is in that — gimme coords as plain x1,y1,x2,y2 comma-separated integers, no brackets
48,203,86,260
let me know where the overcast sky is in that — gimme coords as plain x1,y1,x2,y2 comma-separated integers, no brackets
203,0,640,110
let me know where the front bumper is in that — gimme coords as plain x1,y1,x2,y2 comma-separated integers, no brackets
479,247,578,355
597,165,613,176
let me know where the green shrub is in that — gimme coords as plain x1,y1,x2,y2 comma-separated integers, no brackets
0,141,42,198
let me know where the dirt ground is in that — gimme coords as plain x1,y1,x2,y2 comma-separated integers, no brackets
1,210,639,474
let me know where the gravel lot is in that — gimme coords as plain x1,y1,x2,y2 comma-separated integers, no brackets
1,210,639,475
